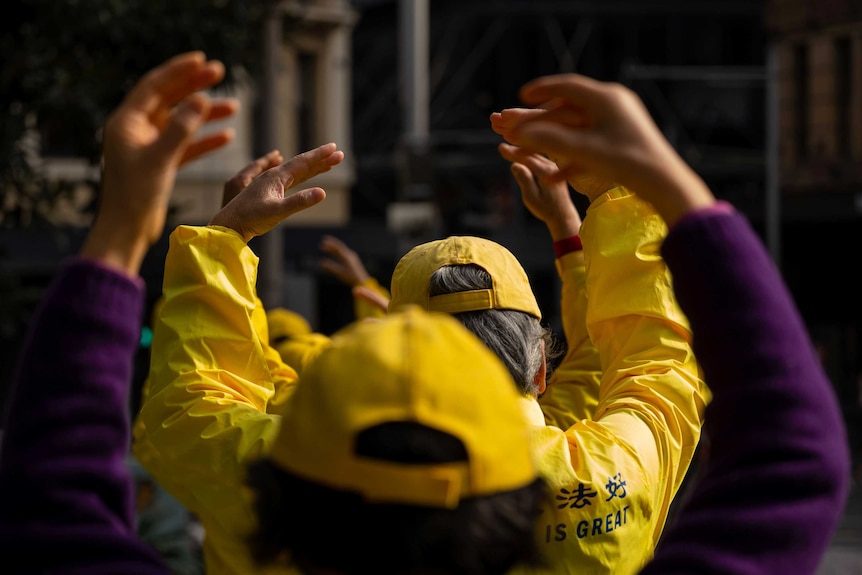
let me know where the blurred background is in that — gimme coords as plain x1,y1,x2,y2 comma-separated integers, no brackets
1,0,861,568
5,0,862,575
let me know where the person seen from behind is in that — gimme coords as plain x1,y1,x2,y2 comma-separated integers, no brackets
0,50,849,575
359,103,711,573
135,61,709,575
501,72,851,574
0,50,239,573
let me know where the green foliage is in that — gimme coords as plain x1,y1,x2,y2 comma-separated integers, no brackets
0,0,272,228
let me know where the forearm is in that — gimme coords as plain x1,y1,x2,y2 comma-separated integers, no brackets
0,259,168,569
641,209,850,574
628,153,715,228
544,210,581,242
79,220,152,278
135,225,290,494
354,276,389,320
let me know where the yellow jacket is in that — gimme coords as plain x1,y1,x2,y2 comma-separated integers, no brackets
519,187,710,574
133,187,708,575
268,280,389,377
132,224,300,575
539,246,602,428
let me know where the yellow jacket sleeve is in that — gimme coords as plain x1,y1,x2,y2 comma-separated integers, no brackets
517,187,711,575
131,225,298,575
584,187,709,506
538,249,602,428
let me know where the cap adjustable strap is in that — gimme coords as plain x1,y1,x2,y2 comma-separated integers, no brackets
429,290,495,314
351,459,471,508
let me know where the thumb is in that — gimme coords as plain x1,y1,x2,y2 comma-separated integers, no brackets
156,94,209,163
275,187,327,219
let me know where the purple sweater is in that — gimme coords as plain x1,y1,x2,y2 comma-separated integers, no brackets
0,207,850,574
642,208,851,574
0,259,168,574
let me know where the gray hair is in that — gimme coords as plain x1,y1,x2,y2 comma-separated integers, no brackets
428,264,559,396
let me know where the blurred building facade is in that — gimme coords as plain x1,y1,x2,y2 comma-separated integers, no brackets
328,0,862,452
0,0,363,414
332,0,770,336
342,1,862,431
769,0,862,196
766,0,862,472
168,0,359,227
5,0,861,431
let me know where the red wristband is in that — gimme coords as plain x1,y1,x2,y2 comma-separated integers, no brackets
553,235,583,258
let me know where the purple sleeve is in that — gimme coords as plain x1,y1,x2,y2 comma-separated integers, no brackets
640,210,851,574
0,258,168,574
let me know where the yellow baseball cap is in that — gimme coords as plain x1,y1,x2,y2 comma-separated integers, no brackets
268,306,537,508
388,236,541,319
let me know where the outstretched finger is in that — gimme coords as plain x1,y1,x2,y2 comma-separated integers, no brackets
221,150,284,206
319,258,343,275
353,285,389,314
507,96,600,155
496,141,524,162
206,98,241,122
513,105,589,135
179,128,236,167
237,151,285,187
498,143,557,176
499,144,569,190
319,259,350,285
511,120,608,178
124,52,227,116
518,73,608,111
320,234,347,251
153,94,211,165
320,235,352,259
510,162,539,197
490,108,543,136
273,143,345,190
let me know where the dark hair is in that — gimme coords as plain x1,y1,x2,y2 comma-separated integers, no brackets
429,264,563,395
246,421,547,574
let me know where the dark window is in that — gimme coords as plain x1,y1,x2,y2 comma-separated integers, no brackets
793,43,809,161
834,37,851,158
298,52,317,152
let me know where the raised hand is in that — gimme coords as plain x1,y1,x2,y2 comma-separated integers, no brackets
352,285,390,315
208,143,344,242
222,150,284,208
499,74,714,225
319,234,371,287
496,143,582,241
492,107,616,203
82,51,239,275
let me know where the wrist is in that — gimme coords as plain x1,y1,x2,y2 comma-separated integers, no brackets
635,152,717,227
553,235,582,258
209,213,252,243
79,225,149,278
546,214,581,242
649,171,716,228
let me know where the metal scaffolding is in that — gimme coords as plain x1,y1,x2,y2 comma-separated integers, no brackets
351,0,768,244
